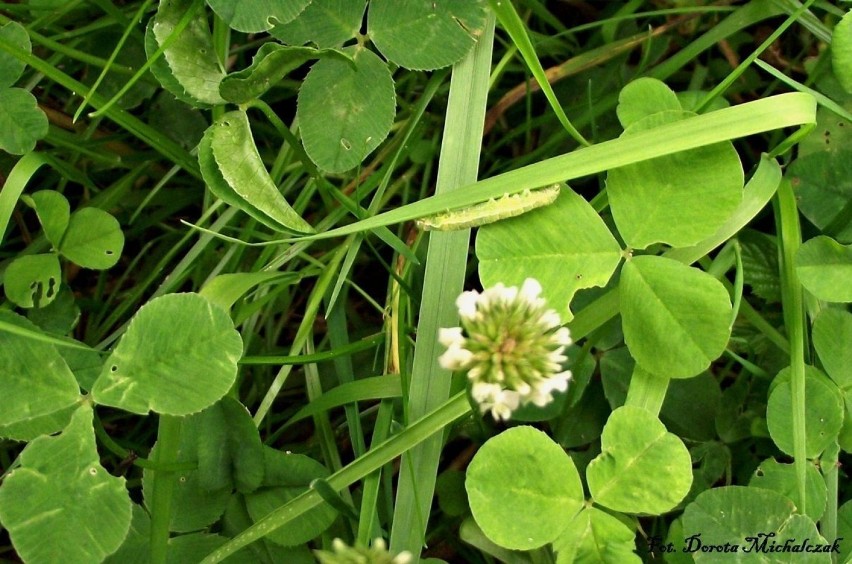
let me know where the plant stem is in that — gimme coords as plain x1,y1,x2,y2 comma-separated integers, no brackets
624,366,669,416
148,415,183,564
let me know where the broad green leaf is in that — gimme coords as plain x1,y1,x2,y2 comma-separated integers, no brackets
795,235,852,302
477,188,622,321
616,77,682,128
586,406,692,514
22,190,70,248
91,293,243,416
663,517,694,564
0,22,30,88
297,45,395,173
244,447,336,546
789,105,852,243
144,21,212,108
607,110,743,249
0,404,76,442
553,379,609,448
208,110,314,233
459,518,533,564
0,88,48,155
552,506,640,564
660,372,721,442
153,0,225,106
195,397,264,493
739,229,781,303
198,122,288,230
766,366,844,458
813,308,852,388
466,426,584,550
58,207,124,269
103,504,150,564
220,43,349,104
0,310,80,426
27,285,79,335
62,346,103,391
271,0,365,48
748,458,826,523
681,486,796,562
3,253,61,308
142,421,232,532
436,470,468,517
0,405,132,564
368,0,487,70
206,0,311,33
620,256,732,378
148,91,208,149
773,515,832,564
832,11,852,94
599,346,632,409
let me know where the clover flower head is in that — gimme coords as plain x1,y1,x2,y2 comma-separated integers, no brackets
314,538,412,564
438,278,572,421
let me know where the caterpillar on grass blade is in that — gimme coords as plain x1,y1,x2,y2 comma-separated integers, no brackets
416,184,561,231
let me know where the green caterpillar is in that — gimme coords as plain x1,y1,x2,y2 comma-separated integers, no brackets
416,184,561,231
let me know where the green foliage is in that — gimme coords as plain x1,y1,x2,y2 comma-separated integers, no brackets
620,256,732,378
1,2,850,563
3,253,61,308
586,406,692,515
91,293,243,415
832,11,852,94
152,0,225,106
200,110,314,232
0,311,80,428
766,366,844,458
368,0,488,70
296,45,395,173
477,187,622,321
466,426,584,550
795,235,852,302
749,458,827,523
552,507,640,564
271,0,365,48
0,405,132,564
219,44,349,104
206,0,310,33
0,22,47,155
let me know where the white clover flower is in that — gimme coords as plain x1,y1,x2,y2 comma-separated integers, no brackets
438,277,573,421
315,538,412,564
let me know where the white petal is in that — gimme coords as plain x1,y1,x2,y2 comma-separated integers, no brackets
540,310,562,329
543,371,572,393
438,345,473,370
529,391,553,407
519,278,542,302
438,327,464,347
552,327,572,346
456,291,480,320
471,382,500,403
481,283,510,306
491,403,513,421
